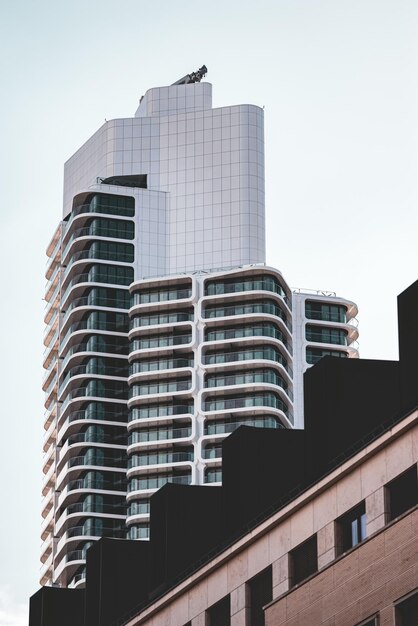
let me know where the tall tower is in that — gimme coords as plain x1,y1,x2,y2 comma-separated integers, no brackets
41,71,358,589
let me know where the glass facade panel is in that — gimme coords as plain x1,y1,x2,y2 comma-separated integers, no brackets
204,392,287,414
204,345,289,373
132,286,192,305
305,325,348,346
305,301,347,323
204,300,288,327
205,322,287,347
206,274,287,297
129,403,193,422
306,347,348,364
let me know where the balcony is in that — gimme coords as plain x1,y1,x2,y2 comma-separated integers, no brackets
129,356,194,376
130,310,193,329
131,287,192,306
61,267,132,306
128,473,191,495
128,426,192,447
204,416,284,436
203,298,291,330
129,377,191,399
205,369,292,399
59,361,128,394
62,220,135,262
128,450,193,469
61,338,129,369
205,274,290,306
130,332,192,352
203,345,292,376
128,403,193,426
204,321,291,353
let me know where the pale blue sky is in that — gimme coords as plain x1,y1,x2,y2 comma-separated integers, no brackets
0,1,417,623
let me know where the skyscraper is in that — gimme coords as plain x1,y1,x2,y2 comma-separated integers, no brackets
41,71,358,589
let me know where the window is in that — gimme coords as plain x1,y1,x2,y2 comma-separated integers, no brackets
306,347,348,365
395,590,418,625
386,465,418,522
289,535,318,587
248,567,272,626
207,595,230,626
336,502,367,555
305,325,348,345
305,301,347,323
355,617,378,626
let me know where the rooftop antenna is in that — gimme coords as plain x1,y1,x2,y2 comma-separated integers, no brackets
171,65,208,85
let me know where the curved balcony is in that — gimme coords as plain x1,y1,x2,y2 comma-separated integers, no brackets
131,286,192,307
305,301,349,324
64,196,135,240
62,453,126,482
46,228,61,276
127,449,194,476
40,552,53,586
127,500,150,518
202,298,290,330
129,355,194,377
58,404,127,441
43,330,59,369
204,468,222,484
128,425,192,451
129,331,193,355
130,310,194,330
204,321,292,354
61,266,133,308
56,522,126,560
203,415,284,437
127,524,149,539
306,347,350,365
57,431,126,470
202,444,222,460
54,540,95,584
61,336,129,370
62,287,130,326
129,377,192,399
56,499,126,534
59,382,128,419
68,570,87,588
202,344,292,377
205,368,292,400
127,472,191,498
59,360,129,394
62,218,135,263
202,392,291,422
128,403,194,429
58,475,126,511
63,242,134,279
60,311,127,355
305,325,348,346
205,274,290,306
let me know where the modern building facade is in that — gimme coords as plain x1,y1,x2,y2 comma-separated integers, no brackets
31,281,418,626
41,74,358,589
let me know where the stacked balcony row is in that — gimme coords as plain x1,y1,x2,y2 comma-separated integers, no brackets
42,192,135,588
126,268,294,540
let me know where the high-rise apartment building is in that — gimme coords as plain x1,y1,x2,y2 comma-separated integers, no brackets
41,73,358,589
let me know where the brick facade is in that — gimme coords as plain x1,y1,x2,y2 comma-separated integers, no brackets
265,508,418,626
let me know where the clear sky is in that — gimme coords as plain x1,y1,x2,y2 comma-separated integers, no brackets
0,1,417,623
